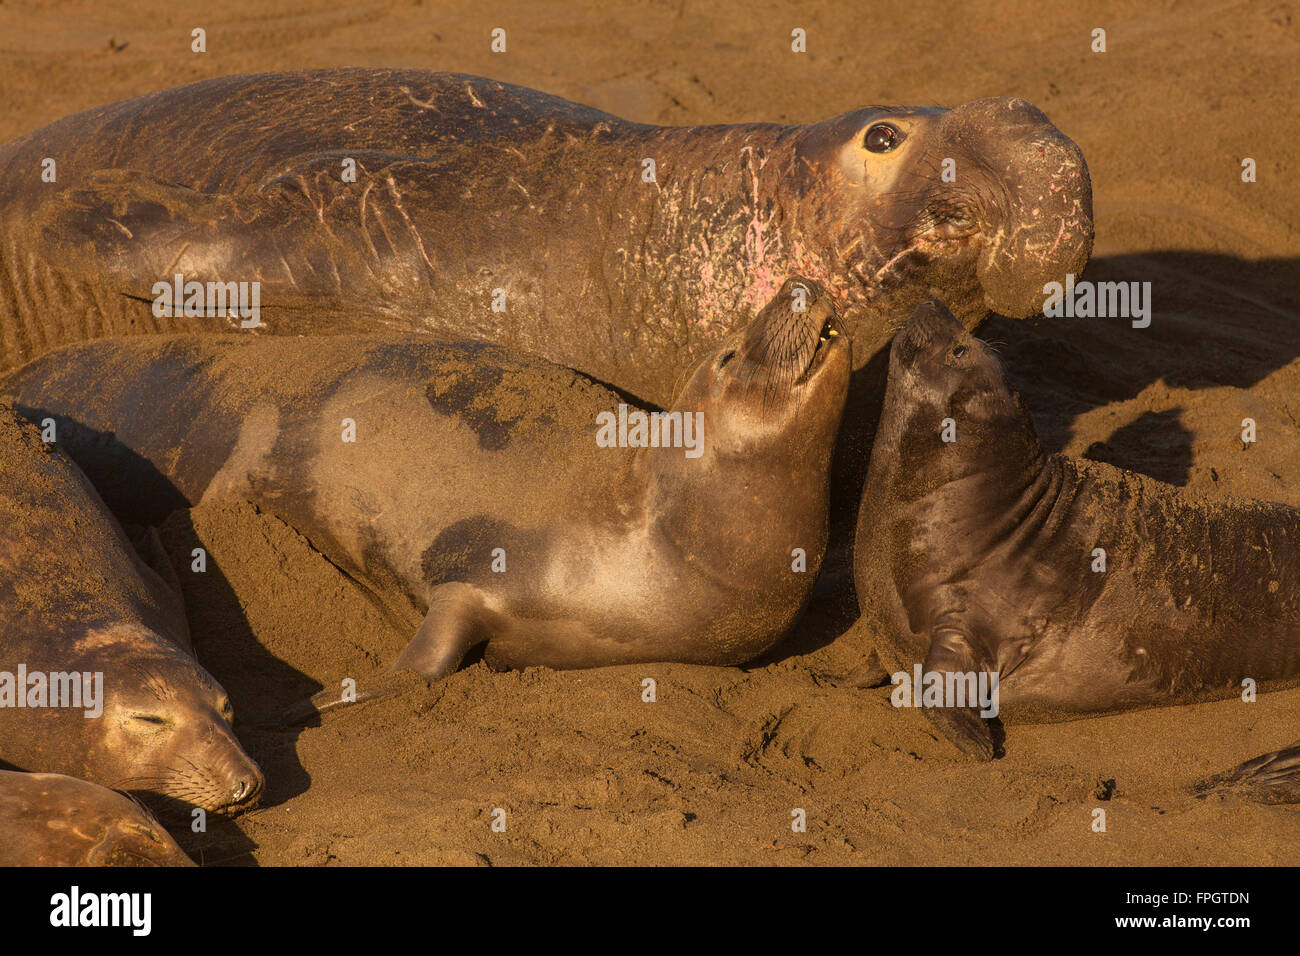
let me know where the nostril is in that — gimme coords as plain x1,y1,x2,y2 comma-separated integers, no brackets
232,773,263,804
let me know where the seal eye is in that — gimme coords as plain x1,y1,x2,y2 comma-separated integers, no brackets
864,123,900,153
952,345,969,359
131,713,168,726
718,350,736,369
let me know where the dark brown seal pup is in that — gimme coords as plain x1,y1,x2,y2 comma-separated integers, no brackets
0,769,193,866
0,402,263,811
0,69,1091,406
6,278,850,716
854,300,1300,802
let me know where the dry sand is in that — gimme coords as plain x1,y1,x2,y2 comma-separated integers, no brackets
0,0,1297,864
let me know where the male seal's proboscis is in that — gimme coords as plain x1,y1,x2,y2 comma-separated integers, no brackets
0,69,1091,408
0,769,194,866
0,403,264,812
6,278,850,720
855,301,1300,803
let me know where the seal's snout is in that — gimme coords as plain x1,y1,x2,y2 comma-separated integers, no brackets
772,276,833,324
728,278,847,403
216,749,265,812
910,299,964,340
744,277,847,383
230,773,262,807
946,97,1094,319
895,299,964,364
748,273,837,351
957,96,1051,132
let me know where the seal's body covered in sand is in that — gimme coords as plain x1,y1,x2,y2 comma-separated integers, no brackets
854,300,1300,801
0,769,193,866
7,279,851,715
0,404,263,811
0,69,1090,408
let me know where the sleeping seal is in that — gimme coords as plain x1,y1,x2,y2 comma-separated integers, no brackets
0,769,193,866
6,278,850,716
0,69,1091,409
0,403,263,811
853,300,1300,802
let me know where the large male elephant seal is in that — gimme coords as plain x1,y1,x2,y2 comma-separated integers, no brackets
854,300,1300,802
0,770,193,866
0,402,263,812
6,278,850,717
0,69,1091,408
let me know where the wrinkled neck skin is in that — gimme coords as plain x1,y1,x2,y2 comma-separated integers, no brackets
629,124,814,313
620,123,945,392
859,381,1060,665
866,381,1050,544
629,120,982,385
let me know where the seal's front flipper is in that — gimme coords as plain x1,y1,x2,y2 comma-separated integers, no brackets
919,625,1001,761
135,525,185,600
926,699,998,761
280,583,501,725
281,668,431,725
1193,741,1300,804
124,523,193,653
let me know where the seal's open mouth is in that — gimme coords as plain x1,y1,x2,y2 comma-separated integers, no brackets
734,277,851,398
800,312,846,381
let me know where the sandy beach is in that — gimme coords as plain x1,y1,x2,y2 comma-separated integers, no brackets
0,0,1297,865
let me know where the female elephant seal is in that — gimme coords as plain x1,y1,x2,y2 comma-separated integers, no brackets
854,300,1300,802
6,278,850,716
0,69,1091,406
0,402,263,812
0,770,193,866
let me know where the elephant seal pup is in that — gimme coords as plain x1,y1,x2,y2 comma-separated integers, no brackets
0,770,193,866
0,69,1091,405
854,300,1300,802
6,278,850,717
0,403,263,812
